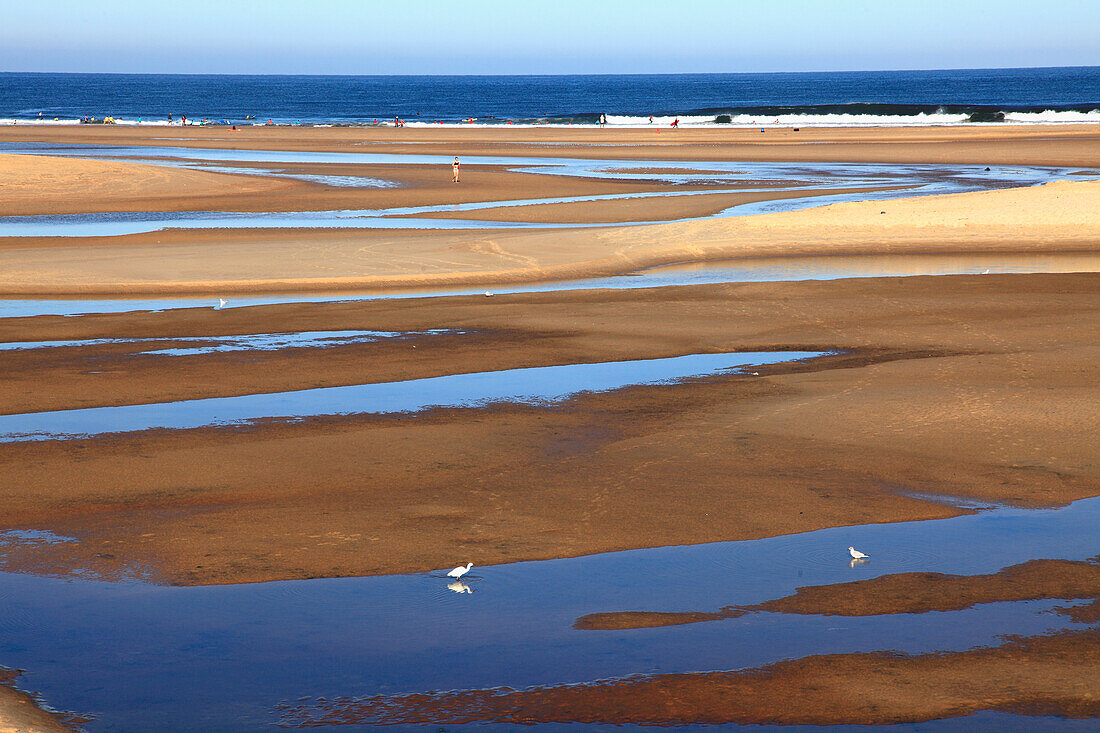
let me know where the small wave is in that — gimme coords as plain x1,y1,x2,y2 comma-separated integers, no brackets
589,109,1100,127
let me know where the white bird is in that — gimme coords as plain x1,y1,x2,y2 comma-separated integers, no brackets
447,562,473,579
217,298,227,309
848,546,869,560
484,291,494,297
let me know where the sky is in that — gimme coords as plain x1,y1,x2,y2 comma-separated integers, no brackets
2,0,1098,75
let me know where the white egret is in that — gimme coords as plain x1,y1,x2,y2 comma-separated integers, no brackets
447,562,473,579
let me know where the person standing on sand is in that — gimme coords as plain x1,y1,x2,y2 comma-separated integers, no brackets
452,156,461,183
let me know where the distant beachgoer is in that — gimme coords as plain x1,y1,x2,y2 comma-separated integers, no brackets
168,113,173,123
648,116,654,124
671,118,679,128
452,156,461,183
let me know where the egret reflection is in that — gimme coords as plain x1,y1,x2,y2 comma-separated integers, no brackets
447,580,472,594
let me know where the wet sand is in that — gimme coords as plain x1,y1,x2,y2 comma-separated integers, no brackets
0,275,1095,584
399,185,899,223
276,628,1100,727
0,671,75,732
576,556,1100,630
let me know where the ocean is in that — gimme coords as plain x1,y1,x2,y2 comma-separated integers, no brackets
1,67,1098,127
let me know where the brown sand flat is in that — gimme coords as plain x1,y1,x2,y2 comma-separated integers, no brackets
2,179,1098,295
274,628,1100,727
0,275,1095,585
762,556,1099,617
576,556,1100,630
1056,599,1100,623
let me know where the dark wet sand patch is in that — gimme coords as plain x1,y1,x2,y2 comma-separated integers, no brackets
402,185,903,224
576,556,1100,630
274,628,1100,727
1055,598,1100,624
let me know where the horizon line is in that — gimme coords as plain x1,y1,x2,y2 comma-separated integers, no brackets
2,64,1098,79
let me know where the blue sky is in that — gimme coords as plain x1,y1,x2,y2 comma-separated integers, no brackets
2,0,1098,75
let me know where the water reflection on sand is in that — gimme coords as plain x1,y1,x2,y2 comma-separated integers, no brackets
0,496,1093,731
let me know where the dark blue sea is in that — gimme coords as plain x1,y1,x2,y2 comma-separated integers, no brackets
1,67,1098,125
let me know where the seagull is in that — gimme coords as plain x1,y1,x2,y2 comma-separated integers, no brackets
447,562,473,579
484,291,494,297
848,546,869,560
216,298,227,309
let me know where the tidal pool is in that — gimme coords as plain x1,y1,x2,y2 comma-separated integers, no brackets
0,329,454,355
0,351,820,441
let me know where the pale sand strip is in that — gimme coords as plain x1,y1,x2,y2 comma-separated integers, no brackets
1,179,1098,294
0,152,291,213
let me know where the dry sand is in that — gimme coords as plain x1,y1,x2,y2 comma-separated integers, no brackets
0,174,1096,295
1,124,1098,294
0,154,735,218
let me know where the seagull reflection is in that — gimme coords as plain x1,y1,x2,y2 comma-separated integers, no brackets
447,580,473,594
850,557,869,568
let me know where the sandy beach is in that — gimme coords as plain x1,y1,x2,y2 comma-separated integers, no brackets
0,123,1098,727
1,274,1096,584
2,125,1100,294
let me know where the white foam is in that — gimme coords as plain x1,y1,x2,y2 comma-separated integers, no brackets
1004,110,1100,124
4,109,1098,129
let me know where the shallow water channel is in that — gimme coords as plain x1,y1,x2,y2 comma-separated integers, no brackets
0,351,818,441
1,142,1096,237
1,251,1097,319
0,494,1095,731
